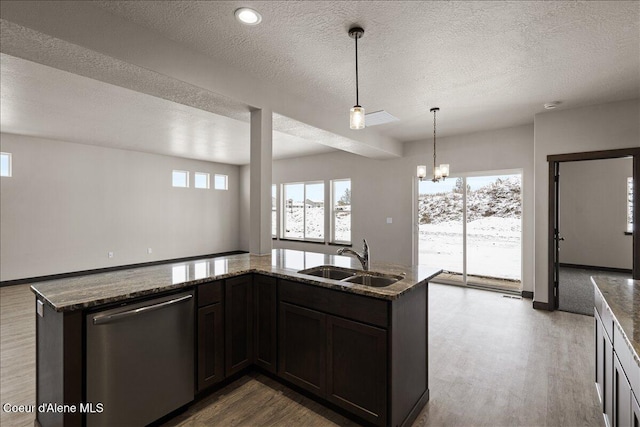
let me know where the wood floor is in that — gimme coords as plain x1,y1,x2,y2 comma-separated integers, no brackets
0,283,602,427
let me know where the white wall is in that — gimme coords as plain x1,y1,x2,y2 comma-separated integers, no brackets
559,158,633,269
241,124,535,292
0,133,240,281
534,98,640,304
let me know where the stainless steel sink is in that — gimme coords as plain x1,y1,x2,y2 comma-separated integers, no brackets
297,266,403,288
342,273,404,287
297,265,359,281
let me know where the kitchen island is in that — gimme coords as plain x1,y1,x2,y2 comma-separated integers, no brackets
592,276,640,426
31,249,441,427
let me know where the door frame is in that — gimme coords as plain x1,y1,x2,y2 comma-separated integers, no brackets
547,148,640,311
415,168,524,288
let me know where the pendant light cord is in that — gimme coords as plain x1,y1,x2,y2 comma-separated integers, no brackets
433,108,437,178
355,35,359,106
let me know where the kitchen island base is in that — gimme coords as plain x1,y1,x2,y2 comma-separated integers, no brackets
31,251,439,427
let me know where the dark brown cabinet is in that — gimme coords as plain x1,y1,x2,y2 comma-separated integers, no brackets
327,315,387,425
197,281,224,392
225,275,254,376
278,302,326,395
278,279,390,426
254,275,277,373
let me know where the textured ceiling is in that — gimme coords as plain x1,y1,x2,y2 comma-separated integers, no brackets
0,54,335,164
90,0,640,141
0,1,638,164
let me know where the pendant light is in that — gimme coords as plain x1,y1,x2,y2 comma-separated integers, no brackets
417,107,449,182
349,27,365,129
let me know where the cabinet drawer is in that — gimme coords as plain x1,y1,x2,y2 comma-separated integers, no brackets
594,285,604,318
279,280,388,328
198,281,223,307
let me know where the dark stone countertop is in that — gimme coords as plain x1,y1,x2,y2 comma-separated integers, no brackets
31,249,442,312
592,275,640,364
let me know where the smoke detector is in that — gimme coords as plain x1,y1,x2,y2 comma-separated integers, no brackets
544,102,560,110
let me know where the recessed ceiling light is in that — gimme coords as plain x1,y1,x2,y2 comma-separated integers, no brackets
544,102,559,110
235,8,262,25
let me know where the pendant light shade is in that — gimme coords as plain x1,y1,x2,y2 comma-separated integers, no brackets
349,27,365,130
350,106,365,129
440,164,450,178
417,165,427,180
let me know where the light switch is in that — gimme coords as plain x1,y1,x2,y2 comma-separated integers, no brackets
386,217,393,224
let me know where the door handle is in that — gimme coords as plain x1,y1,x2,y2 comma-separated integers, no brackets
92,294,193,325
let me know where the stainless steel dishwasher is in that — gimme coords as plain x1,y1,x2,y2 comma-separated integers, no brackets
86,290,194,427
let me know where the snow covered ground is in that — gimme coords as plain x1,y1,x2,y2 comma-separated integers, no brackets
282,206,351,242
419,217,521,280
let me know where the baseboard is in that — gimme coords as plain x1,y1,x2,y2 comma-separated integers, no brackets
533,300,552,311
521,290,534,299
400,388,430,427
559,263,632,274
0,250,248,287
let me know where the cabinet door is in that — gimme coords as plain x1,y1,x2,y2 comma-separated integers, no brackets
632,391,640,427
327,316,387,426
225,275,254,376
614,354,632,427
278,302,326,396
596,310,605,405
254,275,277,373
605,333,614,427
197,303,224,391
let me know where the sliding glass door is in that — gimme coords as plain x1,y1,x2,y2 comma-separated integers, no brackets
418,172,522,291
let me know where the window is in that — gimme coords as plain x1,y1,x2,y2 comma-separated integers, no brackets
283,181,324,241
172,170,189,187
332,179,351,243
0,152,11,177
194,172,210,189
214,174,228,190
272,184,277,237
628,177,634,233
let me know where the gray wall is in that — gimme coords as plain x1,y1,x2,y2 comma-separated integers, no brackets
559,157,633,269
0,133,240,281
534,98,640,304
242,124,535,292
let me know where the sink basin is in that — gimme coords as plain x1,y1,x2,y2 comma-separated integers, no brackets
297,266,404,288
342,273,404,287
297,265,359,281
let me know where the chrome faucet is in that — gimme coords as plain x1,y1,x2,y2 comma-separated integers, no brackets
337,239,370,271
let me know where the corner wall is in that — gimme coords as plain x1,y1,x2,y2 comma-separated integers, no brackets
534,98,640,304
0,133,241,281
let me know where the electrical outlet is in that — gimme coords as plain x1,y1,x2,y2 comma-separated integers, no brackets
386,217,393,224
108,251,114,259
147,248,153,254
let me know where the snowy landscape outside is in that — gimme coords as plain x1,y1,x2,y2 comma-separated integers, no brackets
280,180,351,242
419,175,522,281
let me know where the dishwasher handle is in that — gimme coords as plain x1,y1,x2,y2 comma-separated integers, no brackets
92,294,193,325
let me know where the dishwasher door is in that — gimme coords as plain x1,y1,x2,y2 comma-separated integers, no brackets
86,290,194,427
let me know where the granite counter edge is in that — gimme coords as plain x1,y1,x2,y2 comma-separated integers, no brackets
31,267,442,313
